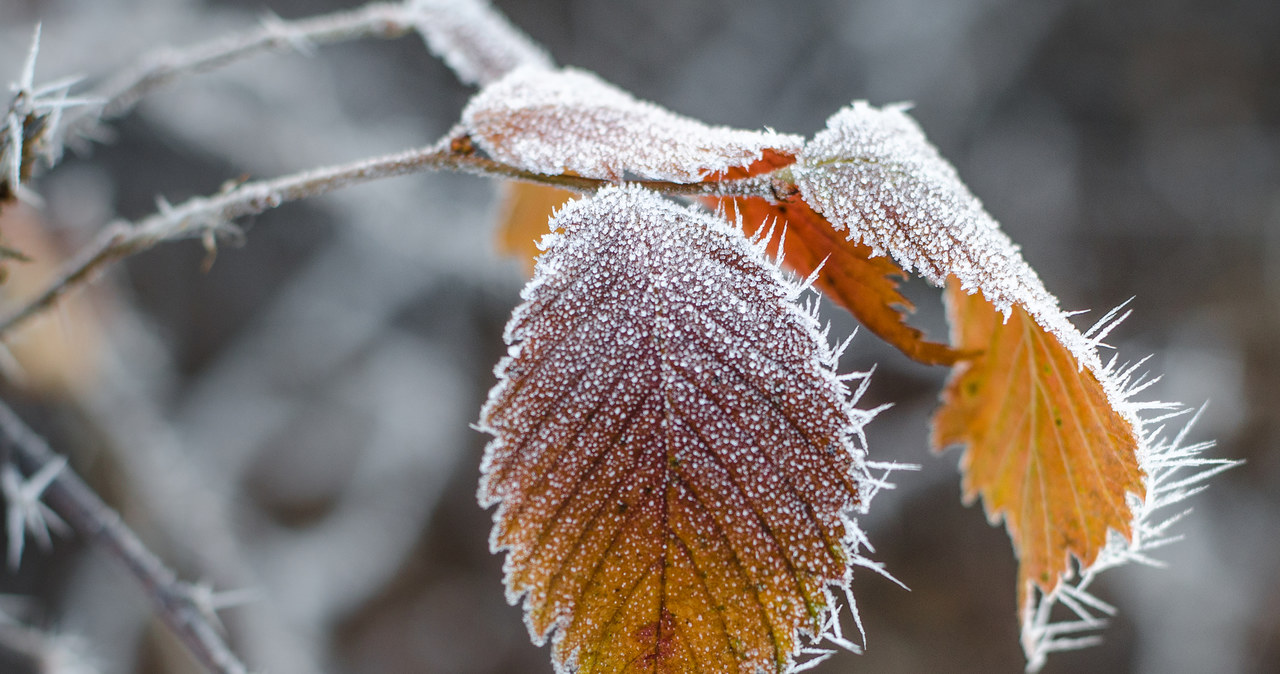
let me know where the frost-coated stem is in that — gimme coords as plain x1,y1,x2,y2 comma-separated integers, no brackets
63,2,419,142
0,134,787,336
0,400,250,674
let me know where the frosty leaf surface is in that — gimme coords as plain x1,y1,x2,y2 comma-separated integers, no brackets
411,0,554,86
478,185,875,673
714,195,961,366
463,66,804,182
794,102,1096,356
931,281,1144,606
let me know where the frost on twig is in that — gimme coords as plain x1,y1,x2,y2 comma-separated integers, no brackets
463,65,804,182
42,0,547,168
62,2,424,148
0,129,788,338
2,2,442,183
2,457,69,569
1,25,91,207
410,0,554,86
0,399,251,674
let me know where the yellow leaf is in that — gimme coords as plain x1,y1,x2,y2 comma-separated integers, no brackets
932,280,1145,607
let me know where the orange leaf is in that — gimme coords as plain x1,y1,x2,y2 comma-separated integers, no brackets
480,186,875,673
493,181,576,274
931,280,1144,607
713,195,962,366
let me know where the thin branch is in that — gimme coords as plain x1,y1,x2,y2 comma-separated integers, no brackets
4,3,423,204
0,399,250,674
0,132,789,336
68,2,418,128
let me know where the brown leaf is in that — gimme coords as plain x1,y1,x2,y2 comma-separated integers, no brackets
713,195,962,366
931,280,1144,606
480,186,874,673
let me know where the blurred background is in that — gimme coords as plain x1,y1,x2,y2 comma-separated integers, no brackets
0,0,1275,672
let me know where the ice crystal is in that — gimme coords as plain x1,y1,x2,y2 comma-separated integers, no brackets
2,25,92,204
1018,345,1237,672
477,185,883,673
463,66,804,182
2,457,69,568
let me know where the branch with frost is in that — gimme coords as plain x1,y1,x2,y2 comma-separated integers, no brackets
0,132,787,336
7,0,548,191
60,2,420,141
0,400,251,674
4,4,423,203
1,26,88,206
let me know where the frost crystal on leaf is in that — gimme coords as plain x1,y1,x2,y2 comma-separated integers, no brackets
1018,363,1236,672
794,102,1094,356
410,0,554,87
462,66,804,182
477,185,881,673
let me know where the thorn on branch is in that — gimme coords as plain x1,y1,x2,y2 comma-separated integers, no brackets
0,400,251,674
183,581,262,634
2,456,69,569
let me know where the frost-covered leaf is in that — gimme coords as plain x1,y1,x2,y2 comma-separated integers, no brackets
478,185,877,673
411,0,554,86
797,101,1224,667
931,281,1144,607
493,181,575,274
714,195,961,366
463,66,804,182
793,102,1089,354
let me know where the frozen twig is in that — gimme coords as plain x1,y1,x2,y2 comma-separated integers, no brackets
50,0,548,163
0,399,251,674
62,2,421,143
0,131,788,336
2,24,88,206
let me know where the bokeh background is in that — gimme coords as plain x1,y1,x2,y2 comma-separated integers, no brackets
0,0,1276,672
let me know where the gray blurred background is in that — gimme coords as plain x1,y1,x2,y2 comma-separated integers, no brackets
0,0,1275,672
